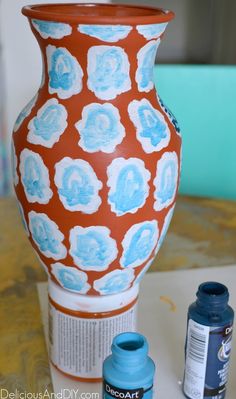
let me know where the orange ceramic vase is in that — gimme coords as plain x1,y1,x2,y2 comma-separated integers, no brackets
12,3,181,380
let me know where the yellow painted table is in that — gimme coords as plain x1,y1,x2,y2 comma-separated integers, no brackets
1,195,236,392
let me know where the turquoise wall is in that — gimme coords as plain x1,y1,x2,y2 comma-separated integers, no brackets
154,65,236,200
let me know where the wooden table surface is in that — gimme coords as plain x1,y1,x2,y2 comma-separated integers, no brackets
1,195,236,392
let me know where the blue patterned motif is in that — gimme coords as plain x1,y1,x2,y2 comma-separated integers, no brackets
55,157,102,213
87,46,131,100
121,220,158,268
154,152,178,211
75,103,125,153
19,149,52,204
32,19,72,39
107,158,150,216
137,23,168,40
47,45,83,99
13,95,38,132
69,226,118,271
28,98,68,148
93,269,135,295
51,263,90,293
158,96,181,135
136,40,160,92
28,211,66,260
78,25,132,42
128,99,170,153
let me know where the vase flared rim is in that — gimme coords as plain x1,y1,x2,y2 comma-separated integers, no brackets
22,3,175,25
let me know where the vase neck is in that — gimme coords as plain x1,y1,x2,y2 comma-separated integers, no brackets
28,18,169,99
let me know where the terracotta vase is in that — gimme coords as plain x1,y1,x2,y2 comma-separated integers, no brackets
12,3,181,380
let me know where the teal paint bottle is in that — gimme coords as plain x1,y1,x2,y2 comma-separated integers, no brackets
183,282,234,399
103,332,155,399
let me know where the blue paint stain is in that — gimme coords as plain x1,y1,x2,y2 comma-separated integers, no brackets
89,47,129,95
72,229,114,269
155,160,177,204
78,104,123,152
32,103,65,141
94,270,134,295
49,48,77,91
123,223,156,268
32,19,71,39
79,25,131,42
138,104,167,146
137,23,167,39
30,215,60,255
138,42,157,90
14,96,37,132
23,156,46,199
109,165,146,215
57,268,86,292
59,165,94,207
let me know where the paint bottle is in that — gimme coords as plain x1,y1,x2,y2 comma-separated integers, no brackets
49,279,138,381
183,282,234,399
103,332,155,399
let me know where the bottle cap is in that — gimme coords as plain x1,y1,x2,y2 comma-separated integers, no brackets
111,332,148,369
196,281,229,310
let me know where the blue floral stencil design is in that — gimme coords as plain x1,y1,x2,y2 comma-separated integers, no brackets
32,19,72,39
54,157,102,213
19,149,52,204
28,211,67,260
128,99,170,153
17,202,30,237
69,226,118,271
158,95,181,136
46,45,83,99
87,45,131,100
154,152,178,211
93,268,135,295
75,103,125,153
135,257,155,286
51,262,90,293
78,24,132,42
11,142,19,186
155,205,175,257
120,220,159,268
137,23,168,40
136,40,160,92
28,98,68,148
13,94,38,132
107,157,151,216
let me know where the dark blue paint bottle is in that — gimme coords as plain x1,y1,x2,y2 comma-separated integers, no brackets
183,282,234,399
103,332,155,399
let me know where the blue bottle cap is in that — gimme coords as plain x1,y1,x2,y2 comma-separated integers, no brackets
103,332,155,398
196,281,229,311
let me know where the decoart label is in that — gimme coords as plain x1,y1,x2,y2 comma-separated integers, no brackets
103,381,153,399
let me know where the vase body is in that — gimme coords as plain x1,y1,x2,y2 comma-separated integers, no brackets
12,3,181,380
